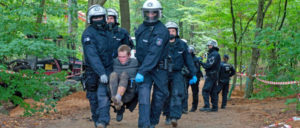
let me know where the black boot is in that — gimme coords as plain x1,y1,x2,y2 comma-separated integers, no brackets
199,106,210,112
208,107,218,112
189,107,197,112
165,117,171,125
182,109,188,114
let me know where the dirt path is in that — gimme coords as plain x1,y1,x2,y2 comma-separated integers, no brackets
1,81,299,128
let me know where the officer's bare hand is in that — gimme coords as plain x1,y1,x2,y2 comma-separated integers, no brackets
100,74,108,84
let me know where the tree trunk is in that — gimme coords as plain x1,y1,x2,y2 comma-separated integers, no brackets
68,0,78,50
36,0,46,24
232,46,238,91
119,0,131,33
244,0,270,98
227,0,238,100
179,21,183,38
189,24,195,45
238,16,243,91
239,42,243,91
228,0,257,99
88,0,107,7
30,0,46,70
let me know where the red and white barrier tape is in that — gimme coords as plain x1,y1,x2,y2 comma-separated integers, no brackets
263,122,291,128
256,77,300,85
0,69,16,74
237,72,266,77
236,72,299,85
65,72,81,79
264,116,300,128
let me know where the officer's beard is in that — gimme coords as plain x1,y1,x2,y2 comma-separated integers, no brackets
107,23,116,31
169,34,176,40
91,20,106,30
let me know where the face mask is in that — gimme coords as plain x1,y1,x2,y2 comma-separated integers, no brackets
91,20,106,30
169,34,176,40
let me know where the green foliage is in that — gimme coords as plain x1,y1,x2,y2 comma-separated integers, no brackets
285,98,300,112
0,0,88,116
0,66,68,116
51,80,82,99
0,0,76,60
251,83,299,100
285,98,297,105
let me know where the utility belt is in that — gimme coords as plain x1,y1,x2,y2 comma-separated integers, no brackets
157,56,173,72
206,70,219,80
81,65,99,92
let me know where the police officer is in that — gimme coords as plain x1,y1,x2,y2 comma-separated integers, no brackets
81,5,112,128
180,39,190,114
134,0,169,127
107,8,134,58
162,21,198,127
186,46,203,112
199,40,221,112
218,54,235,109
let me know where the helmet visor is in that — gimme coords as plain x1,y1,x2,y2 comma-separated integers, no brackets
143,10,160,23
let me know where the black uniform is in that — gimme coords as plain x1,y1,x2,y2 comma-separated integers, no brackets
81,25,113,125
186,55,203,110
135,21,170,127
218,61,235,108
108,25,134,58
163,38,197,119
181,66,190,112
201,47,221,111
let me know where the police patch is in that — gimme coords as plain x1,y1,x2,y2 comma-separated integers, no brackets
84,37,91,44
147,2,153,7
156,38,163,46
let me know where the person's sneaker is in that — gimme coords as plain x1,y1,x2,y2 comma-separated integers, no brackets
199,107,210,112
96,123,106,128
189,107,197,112
221,106,226,109
165,117,171,125
171,119,178,127
116,113,123,122
182,109,188,114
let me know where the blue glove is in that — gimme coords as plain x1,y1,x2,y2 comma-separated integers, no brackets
189,76,198,85
135,73,144,83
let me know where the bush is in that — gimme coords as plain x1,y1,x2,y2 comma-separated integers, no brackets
0,67,68,116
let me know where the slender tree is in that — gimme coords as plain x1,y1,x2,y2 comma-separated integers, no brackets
245,0,272,98
119,0,131,33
